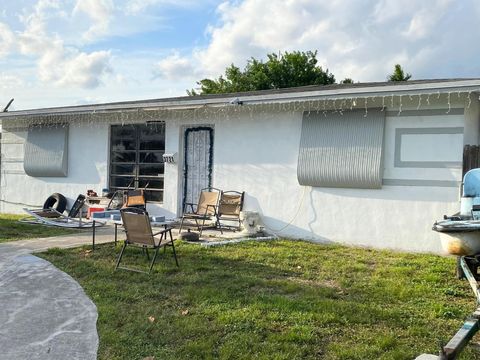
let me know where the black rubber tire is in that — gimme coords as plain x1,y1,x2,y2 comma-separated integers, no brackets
43,193,67,213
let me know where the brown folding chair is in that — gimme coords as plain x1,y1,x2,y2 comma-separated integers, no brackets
123,189,146,210
115,207,178,273
179,187,221,237
217,191,245,232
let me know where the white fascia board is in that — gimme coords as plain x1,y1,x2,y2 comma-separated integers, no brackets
0,98,229,118
241,80,480,104
1,79,480,119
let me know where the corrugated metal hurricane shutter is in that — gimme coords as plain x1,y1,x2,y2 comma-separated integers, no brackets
24,124,68,177
297,109,385,189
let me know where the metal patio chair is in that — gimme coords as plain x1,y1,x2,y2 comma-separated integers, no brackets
123,188,147,210
217,191,245,232
106,180,149,211
179,187,221,237
115,207,179,274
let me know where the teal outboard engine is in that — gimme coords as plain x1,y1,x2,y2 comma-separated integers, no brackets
461,168,480,218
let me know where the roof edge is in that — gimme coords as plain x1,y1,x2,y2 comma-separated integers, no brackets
2,78,480,118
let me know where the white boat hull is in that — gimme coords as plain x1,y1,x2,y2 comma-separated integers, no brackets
439,231,480,255
433,220,480,255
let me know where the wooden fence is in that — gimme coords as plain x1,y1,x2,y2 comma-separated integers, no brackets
463,145,480,177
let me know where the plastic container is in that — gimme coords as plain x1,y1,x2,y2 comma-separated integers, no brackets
150,216,166,223
88,207,106,218
110,214,121,221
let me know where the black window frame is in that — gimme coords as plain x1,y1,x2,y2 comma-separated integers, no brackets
109,123,165,203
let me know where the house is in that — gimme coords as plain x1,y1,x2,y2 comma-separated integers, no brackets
1,79,479,253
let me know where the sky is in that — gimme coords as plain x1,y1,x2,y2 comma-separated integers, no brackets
1,0,480,111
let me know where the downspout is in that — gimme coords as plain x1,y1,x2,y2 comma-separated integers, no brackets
464,95,480,146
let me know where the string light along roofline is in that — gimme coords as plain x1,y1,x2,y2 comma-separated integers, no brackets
1,79,480,125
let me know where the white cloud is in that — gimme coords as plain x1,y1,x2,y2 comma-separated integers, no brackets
0,22,15,58
73,0,114,41
124,0,202,14
6,0,113,89
189,0,480,82
193,0,366,78
155,52,195,80
0,74,24,90
126,0,169,14
40,47,112,88
401,0,453,39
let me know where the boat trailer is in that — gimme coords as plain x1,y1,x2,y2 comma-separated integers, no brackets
418,256,480,359
421,168,480,358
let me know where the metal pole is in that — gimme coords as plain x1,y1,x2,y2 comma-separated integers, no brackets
92,220,96,250
460,256,480,304
114,223,118,246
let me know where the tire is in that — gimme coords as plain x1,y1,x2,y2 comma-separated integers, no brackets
43,193,67,213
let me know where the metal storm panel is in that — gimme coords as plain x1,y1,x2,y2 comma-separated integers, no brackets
24,124,68,177
298,109,385,189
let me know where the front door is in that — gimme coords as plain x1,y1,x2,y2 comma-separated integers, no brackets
183,126,214,211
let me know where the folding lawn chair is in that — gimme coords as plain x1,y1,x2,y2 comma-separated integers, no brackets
179,187,221,237
123,188,146,210
115,207,179,274
217,191,245,232
106,180,148,211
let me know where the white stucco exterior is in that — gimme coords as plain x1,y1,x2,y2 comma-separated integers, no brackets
1,80,480,254
0,123,109,211
161,100,469,254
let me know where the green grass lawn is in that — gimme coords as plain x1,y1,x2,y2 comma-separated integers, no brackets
40,240,480,360
0,213,78,243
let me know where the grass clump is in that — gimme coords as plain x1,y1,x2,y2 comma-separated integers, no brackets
0,213,78,243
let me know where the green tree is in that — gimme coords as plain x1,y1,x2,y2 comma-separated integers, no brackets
188,51,335,95
387,64,412,82
340,78,354,84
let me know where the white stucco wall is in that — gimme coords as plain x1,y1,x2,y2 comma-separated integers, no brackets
1,95,479,254
161,98,478,254
0,122,109,212
213,111,457,253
